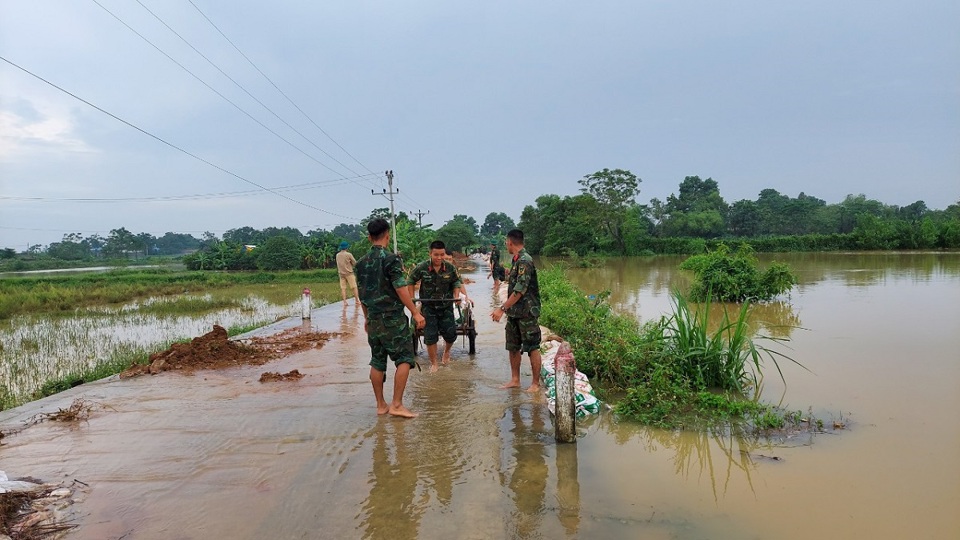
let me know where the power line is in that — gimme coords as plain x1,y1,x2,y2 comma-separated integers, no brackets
132,0,371,185
89,0,369,185
185,0,382,187
0,54,359,221
0,173,380,203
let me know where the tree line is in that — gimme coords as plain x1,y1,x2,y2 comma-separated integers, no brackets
4,169,957,272
0,210,515,272
518,169,960,255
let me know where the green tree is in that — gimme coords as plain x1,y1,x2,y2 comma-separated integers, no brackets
256,236,301,270
578,168,640,254
47,233,91,260
480,212,516,238
103,228,138,258
662,176,728,238
437,218,477,252
727,200,762,237
223,226,262,246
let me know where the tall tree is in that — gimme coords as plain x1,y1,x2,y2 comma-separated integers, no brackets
578,168,641,254
437,217,478,252
480,212,516,237
662,176,728,238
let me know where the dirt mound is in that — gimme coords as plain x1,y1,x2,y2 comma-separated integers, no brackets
121,325,338,378
259,370,304,383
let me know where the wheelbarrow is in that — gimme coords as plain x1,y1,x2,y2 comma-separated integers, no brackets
412,298,477,355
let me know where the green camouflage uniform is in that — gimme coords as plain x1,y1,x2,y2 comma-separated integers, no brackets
505,247,541,353
490,245,506,281
356,245,414,371
408,260,462,346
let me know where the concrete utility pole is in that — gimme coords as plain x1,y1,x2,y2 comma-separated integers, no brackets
371,170,399,253
414,209,430,228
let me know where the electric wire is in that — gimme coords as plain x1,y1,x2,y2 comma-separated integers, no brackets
0,173,380,203
185,0,384,189
132,0,376,189
89,0,362,183
0,54,360,221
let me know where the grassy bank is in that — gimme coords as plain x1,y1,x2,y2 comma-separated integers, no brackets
538,266,809,431
0,268,338,320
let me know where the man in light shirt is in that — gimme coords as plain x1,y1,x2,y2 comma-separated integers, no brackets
336,241,360,306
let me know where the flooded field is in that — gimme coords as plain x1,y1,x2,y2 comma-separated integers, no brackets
1,253,958,539
0,282,337,407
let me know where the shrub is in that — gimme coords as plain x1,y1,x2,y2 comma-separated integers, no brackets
679,243,797,302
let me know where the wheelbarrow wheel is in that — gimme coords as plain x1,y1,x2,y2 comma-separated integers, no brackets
467,315,477,354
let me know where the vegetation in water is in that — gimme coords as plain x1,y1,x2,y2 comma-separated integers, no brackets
678,243,798,302
538,266,808,430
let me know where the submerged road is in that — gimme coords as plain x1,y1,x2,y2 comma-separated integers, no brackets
0,260,603,539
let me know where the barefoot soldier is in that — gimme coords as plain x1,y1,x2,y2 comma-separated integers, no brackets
490,229,542,392
356,218,426,418
407,241,466,372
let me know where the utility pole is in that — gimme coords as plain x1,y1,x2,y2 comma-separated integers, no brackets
371,170,399,254
413,209,430,228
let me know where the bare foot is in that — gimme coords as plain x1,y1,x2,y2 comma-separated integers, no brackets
441,353,451,365
429,363,439,373
500,381,520,389
525,385,541,393
389,405,418,418
376,404,389,415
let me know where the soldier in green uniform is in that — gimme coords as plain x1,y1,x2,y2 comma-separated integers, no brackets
356,218,426,418
407,240,466,372
490,229,542,392
487,241,505,291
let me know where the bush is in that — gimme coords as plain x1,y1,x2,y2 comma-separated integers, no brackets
679,243,797,302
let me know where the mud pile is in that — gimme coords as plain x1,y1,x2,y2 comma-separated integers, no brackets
121,325,337,378
259,370,304,383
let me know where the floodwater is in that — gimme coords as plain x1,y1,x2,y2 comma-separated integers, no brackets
1,252,958,539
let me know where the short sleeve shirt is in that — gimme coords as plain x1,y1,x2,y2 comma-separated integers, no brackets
506,248,540,319
356,246,407,315
335,250,357,276
407,260,462,300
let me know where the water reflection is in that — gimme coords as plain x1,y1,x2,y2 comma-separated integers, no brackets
359,422,423,540
340,303,360,335
555,443,581,535
498,404,548,538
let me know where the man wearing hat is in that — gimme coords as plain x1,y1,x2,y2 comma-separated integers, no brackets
336,241,360,305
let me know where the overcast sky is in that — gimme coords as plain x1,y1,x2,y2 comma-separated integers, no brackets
2,0,958,249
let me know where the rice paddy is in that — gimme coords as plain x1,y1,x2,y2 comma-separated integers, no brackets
0,280,339,410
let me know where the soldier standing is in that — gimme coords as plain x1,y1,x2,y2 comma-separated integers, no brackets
356,218,426,418
488,240,505,291
490,229,542,392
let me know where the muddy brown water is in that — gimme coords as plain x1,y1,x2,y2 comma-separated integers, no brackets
1,252,958,539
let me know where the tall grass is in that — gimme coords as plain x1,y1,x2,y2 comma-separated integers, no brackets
664,292,803,395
